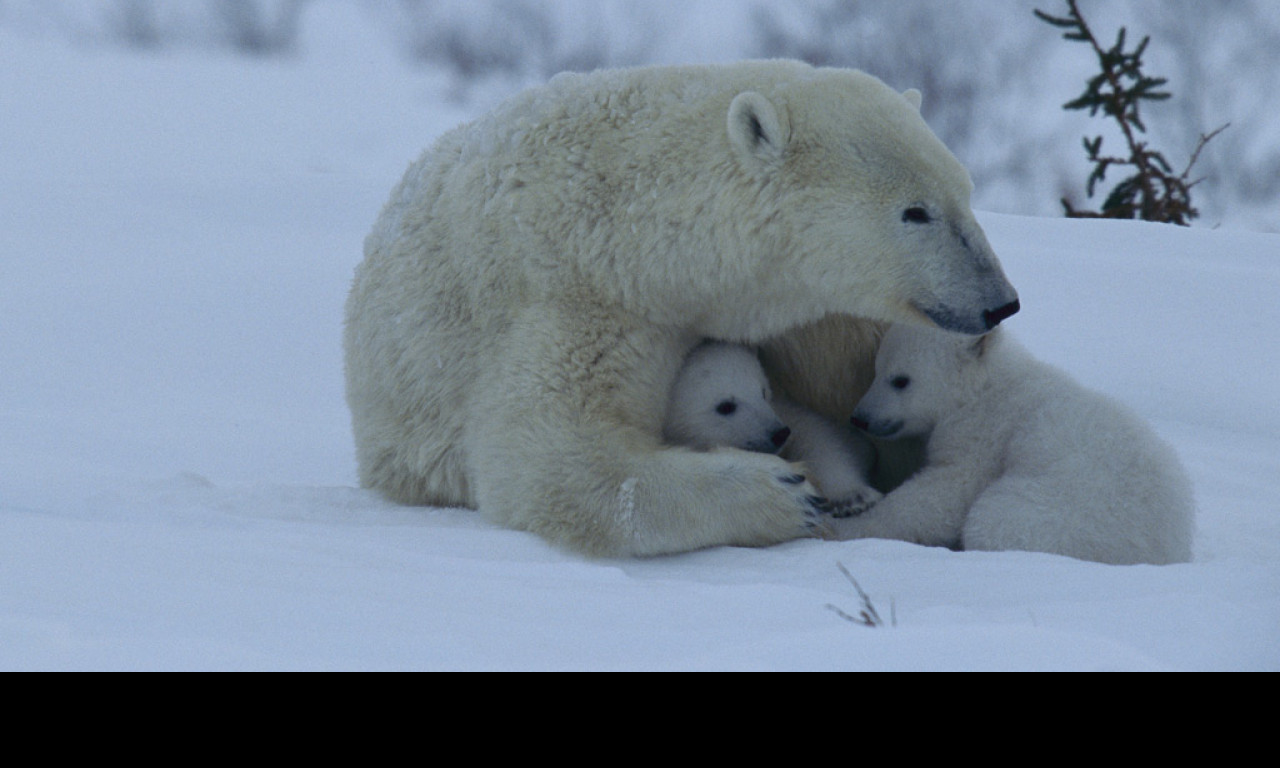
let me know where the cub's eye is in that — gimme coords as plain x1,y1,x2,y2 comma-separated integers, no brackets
902,207,931,224
715,400,737,416
890,376,911,390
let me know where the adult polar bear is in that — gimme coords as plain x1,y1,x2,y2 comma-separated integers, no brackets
344,61,1020,556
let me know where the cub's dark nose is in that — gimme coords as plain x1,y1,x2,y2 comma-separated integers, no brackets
771,426,791,449
983,299,1020,329
850,415,869,432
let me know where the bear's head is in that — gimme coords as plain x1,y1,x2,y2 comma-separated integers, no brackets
851,323,997,438
663,341,791,454
725,67,1019,337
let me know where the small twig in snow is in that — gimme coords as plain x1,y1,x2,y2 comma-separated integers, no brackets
826,562,895,628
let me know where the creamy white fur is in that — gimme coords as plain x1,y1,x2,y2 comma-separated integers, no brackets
344,61,1018,556
839,324,1195,565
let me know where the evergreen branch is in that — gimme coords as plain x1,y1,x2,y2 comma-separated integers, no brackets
1038,0,1223,225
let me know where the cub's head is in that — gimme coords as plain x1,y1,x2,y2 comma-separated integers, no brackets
663,341,791,454
725,67,1019,336
851,323,996,439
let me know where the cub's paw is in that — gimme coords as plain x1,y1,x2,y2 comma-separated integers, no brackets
827,486,884,518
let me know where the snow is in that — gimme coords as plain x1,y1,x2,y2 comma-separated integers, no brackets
2,19,1278,671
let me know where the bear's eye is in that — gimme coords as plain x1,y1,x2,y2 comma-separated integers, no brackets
715,400,737,416
902,207,931,224
890,375,911,390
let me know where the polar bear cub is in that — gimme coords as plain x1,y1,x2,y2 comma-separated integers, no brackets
662,340,792,454
664,341,882,516
840,324,1195,565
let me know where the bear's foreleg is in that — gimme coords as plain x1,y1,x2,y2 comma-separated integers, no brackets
827,457,988,549
466,301,829,556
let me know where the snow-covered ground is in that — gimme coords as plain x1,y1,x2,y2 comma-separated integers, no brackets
2,15,1277,670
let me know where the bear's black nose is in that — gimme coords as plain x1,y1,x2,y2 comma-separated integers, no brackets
850,415,869,432
771,426,791,448
983,299,1021,329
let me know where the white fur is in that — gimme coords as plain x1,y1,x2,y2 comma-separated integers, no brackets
838,324,1195,565
344,61,1018,556
664,342,883,515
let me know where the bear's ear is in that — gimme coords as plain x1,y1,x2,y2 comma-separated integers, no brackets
902,88,923,111
727,91,788,167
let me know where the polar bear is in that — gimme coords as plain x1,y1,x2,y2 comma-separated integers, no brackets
664,341,882,516
837,324,1195,565
344,61,1020,556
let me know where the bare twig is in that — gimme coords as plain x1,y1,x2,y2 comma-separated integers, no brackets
825,562,895,628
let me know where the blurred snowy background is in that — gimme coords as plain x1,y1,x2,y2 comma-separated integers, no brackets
1,0,1276,232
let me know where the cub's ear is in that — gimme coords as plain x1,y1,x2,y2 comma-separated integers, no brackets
727,91,788,167
902,88,922,111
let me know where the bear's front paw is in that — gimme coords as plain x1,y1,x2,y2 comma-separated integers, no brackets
694,450,836,546
779,472,831,523
826,486,884,518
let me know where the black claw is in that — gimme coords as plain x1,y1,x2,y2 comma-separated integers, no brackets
807,495,831,512
781,473,807,485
